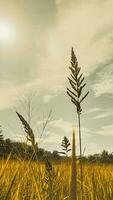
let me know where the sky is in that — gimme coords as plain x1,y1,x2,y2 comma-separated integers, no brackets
0,0,113,155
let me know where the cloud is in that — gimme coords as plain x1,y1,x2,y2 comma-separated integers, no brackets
41,118,91,139
93,110,113,119
0,0,113,110
91,63,113,96
37,118,92,151
0,81,21,110
0,77,64,110
50,118,73,134
34,0,113,95
87,108,101,114
0,79,40,110
97,124,113,136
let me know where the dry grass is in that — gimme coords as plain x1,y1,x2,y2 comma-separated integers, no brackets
0,158,113,200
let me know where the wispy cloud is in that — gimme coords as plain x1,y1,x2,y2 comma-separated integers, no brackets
0,0,113,109
97,124,113,136
34,0,113,102
93,111,113,119
87,108,101,114
38,118,92,151
91,63,113,96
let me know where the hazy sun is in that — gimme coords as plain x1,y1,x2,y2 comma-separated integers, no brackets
0,21,16,45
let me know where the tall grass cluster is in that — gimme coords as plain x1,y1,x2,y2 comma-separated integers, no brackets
1,157,113,200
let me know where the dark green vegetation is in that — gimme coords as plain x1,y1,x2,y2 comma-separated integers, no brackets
0,133,113,164
0,136,60,161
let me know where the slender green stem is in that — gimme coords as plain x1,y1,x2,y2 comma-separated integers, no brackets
78,112,83,200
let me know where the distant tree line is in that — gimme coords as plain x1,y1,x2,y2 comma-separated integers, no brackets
0,139,62,161
1,126,113,163
0,131,61,161
81,150,113,164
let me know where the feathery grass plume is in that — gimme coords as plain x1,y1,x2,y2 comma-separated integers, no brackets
44,158,61,200
71,128,77,200
67,48,89,200
45,158,53,197
59,136,71,157
16,112,38,160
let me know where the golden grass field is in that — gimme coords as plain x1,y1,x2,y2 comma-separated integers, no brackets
0,156,113,200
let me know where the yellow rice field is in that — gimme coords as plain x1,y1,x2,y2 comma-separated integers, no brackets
0,158,113,200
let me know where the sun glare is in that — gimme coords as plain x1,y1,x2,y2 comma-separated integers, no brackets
0,21,16,45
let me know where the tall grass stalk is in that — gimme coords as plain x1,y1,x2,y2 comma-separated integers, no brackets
16,112,38,160
67,48,89,200
71,128,77,200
